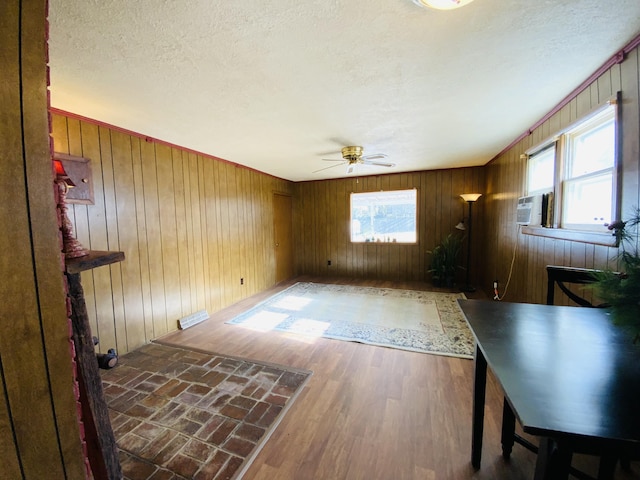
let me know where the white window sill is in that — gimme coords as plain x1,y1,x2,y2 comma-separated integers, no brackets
522,226,618,247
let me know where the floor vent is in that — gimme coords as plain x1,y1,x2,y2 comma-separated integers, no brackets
178,309,209,329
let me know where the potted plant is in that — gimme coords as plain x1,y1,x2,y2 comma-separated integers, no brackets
428,233,463,288
591,207,640,340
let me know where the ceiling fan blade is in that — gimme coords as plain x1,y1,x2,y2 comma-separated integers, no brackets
361,153,388,161
313,161,347,173
314,147,390,174
362,159,396,167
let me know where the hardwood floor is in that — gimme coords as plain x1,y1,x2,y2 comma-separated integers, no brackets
158,276,639,479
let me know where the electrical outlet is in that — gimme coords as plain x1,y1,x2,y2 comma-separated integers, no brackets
240,278,244,285
327,260,332,266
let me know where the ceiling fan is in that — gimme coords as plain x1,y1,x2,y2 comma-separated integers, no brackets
314,146,395,174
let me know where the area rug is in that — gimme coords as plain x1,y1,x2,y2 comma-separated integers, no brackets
225,282,473,359
101,343,312,480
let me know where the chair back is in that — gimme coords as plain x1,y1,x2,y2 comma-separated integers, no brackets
546,265,602,306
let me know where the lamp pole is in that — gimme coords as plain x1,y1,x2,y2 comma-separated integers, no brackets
460,193,482,292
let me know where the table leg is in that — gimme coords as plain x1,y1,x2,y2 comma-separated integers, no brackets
597,455,617,480
501,398,516,459
472,344,487,469
534,437,571,480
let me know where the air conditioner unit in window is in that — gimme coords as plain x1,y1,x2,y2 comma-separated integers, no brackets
516,195,543,226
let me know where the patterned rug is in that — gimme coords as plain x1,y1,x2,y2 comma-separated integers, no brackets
225,282,473,359
101,343,312,479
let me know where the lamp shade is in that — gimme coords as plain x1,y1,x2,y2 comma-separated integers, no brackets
460,193,482,202
413,0,475,10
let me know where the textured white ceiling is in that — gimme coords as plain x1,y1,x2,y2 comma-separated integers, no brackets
48,1,640,181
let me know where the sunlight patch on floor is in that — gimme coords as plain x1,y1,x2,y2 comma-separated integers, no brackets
234,311,288,332
271,294,314,311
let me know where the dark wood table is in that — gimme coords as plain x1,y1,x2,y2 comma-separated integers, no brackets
458,299,640,479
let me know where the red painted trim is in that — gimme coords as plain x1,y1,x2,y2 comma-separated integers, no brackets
48,107,289,182
492,32,640,162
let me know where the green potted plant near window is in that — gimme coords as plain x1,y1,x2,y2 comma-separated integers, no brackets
428,233,463,288
591,207,640,341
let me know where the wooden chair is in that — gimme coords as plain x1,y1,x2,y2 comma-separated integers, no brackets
546,265,605,307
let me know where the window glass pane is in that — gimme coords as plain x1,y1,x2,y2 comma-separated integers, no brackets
561,105,616,232
562,172,612,227
527,146,555,195
568,118,615,177
351,189,417,243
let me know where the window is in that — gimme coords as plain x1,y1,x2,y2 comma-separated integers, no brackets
350,189,417,243
526,145,555,196
525,95,618,234
562,108,616,230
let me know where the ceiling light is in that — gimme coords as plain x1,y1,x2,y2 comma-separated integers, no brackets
413,0,475,10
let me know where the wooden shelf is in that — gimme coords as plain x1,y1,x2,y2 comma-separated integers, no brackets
65,250,125,274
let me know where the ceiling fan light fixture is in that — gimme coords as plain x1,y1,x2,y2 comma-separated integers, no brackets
341,146,364,160
315,145,394,175
412,0,475,10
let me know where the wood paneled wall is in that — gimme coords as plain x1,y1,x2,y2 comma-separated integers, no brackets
481,46,640,304
293,168,485,282
51,115,293,356
1,1,86,478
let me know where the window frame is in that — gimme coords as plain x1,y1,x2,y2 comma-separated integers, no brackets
522,92,621,246
559,107,617,232
349,188,419,245
526,142,557,197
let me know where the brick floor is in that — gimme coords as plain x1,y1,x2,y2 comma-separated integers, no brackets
102,343,311,480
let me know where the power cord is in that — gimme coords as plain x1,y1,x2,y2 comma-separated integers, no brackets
494,224,522,301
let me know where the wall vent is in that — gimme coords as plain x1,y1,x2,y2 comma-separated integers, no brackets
178,309,209,329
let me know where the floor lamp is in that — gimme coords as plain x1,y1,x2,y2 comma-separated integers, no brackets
460,193,482,292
